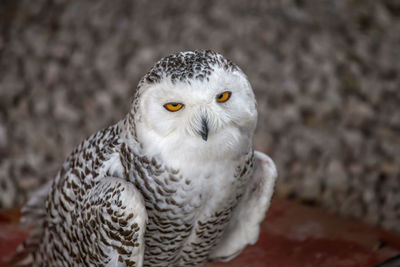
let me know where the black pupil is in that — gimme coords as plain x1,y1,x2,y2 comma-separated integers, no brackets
171,103,178,107
218,94,224,99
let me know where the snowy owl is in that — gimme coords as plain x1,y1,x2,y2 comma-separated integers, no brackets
14,50,277,266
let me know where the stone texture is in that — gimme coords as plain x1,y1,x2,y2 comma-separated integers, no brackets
0,0,399,232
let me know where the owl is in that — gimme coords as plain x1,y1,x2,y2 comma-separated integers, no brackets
14,50,277,267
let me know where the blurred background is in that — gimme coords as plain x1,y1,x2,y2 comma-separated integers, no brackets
0,0,399,233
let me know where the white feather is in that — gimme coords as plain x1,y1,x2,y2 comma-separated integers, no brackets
209,151,278,261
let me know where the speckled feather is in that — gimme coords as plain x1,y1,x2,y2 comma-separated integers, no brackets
14,50,277,267
143,50,239,85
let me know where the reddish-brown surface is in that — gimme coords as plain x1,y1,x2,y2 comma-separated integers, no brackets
1,198,399,267
207,198,400,267
0,206,30,266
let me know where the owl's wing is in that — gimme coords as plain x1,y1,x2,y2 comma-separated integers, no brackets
82,177,148,266
209,150,277,262
14,177,148,267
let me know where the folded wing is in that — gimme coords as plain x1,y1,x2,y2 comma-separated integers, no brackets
209,150,277,261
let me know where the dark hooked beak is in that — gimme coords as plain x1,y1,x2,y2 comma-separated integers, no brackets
200,117,208,141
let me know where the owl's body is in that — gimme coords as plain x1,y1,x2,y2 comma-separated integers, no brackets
15,50,277,267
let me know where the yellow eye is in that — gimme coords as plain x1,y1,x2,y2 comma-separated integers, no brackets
216,91,231,103
164,103,184,112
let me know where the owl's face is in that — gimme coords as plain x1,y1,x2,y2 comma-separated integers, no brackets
132,51,257,164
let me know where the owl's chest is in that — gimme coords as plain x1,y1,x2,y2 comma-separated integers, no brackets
129,154,245,209
130,156,245,219
127,155,251,266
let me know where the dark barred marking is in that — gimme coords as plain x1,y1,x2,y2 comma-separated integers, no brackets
142,50,239,86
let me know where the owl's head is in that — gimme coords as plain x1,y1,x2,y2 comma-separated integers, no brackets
130,50,257,164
